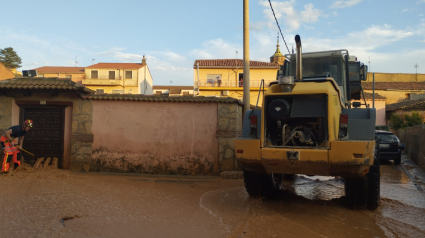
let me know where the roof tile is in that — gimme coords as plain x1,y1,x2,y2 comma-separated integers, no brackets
86,63,145,69
83,94,243,105
386,99,425,111
0,77,94,93
362,82,425,91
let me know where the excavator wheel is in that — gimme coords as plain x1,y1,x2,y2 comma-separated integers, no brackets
345,164,380,210
243,170,261,197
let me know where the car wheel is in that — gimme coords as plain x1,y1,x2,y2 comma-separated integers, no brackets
394,154,401,165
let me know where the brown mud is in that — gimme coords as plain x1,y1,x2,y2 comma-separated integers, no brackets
0,156,424,238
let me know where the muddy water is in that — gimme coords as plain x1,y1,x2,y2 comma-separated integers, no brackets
0,158,424,238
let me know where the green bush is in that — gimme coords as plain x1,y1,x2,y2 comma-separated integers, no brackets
390,111,424,130
390,114,405,130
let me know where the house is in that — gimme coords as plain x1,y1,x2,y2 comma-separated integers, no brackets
352,92,387,126
83,56,153,95
193,38,285,105
362,82,425,104
0,62,15,80
153,86,193,96
32,66,85,83
385,98,425,125
193,59,280,105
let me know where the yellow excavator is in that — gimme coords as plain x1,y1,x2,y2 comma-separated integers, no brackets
234,35,379,210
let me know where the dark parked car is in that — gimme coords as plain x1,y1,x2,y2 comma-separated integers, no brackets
375,130,404,164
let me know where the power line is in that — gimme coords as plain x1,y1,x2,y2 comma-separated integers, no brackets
268,0,290,54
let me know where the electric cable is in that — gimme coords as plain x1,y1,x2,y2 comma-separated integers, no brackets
268,0,291,54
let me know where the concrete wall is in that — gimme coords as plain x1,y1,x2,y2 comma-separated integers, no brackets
395,124,425,170
0,96,14,131
138,66,153,95
91,101,219,175
364,90,409,105
89,100,243,175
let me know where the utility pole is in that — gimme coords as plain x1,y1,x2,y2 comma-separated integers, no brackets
236,50,238,87
415,63,419,82
243,0,250,115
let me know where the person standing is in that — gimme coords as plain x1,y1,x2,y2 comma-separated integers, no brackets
1,119,33,173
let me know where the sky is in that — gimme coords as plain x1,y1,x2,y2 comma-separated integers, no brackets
0,0,424,85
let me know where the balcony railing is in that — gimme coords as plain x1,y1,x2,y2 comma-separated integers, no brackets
198,80,272,88
85,75,122,80
82,78,122,86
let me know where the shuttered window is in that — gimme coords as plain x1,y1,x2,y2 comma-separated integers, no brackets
91,70,98,79
125,71,132,79
109,71,115,79
96,89,104,94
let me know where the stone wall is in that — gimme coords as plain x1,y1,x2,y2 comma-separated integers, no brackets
70,99,93,171
395,124,425,170
217,103,243,171
0,96,13,132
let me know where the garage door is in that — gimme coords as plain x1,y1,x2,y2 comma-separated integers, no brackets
23,107,64,167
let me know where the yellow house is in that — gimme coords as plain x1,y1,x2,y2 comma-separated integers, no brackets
0,62,15,80
83,56,153,94
33,66,85,83
193,59,280,105
193,38,285,105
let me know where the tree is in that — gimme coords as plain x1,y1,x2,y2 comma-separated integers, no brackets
404,111,423,127
390,111,424,130
390,114,404,130
0,47,22,69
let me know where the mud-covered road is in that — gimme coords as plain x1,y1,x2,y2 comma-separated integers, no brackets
1,155,424,238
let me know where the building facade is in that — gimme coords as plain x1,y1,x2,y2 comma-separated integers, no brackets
33,66,85,83
0,62,15,80
83,56,153,95
193,59,280,106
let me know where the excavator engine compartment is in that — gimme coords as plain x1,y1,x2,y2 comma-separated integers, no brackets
264,94,328,148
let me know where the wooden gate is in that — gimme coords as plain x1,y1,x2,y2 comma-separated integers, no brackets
23,107,64,167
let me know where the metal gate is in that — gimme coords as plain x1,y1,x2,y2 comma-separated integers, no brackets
23,107,64,167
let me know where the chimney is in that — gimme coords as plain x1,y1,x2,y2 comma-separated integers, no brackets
141,55,147,66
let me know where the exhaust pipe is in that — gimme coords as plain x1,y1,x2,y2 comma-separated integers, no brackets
295,35,302,81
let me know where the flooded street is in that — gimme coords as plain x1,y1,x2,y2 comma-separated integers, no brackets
1,155,424,238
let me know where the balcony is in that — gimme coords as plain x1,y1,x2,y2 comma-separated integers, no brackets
198,80,272,88
82,75,122,86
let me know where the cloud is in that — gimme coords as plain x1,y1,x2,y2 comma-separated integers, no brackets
259,1,323,31
401,9,409,13
190,39,242,59
330,0,362,9
417,0,425,4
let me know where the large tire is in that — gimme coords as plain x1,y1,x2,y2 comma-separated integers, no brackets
260,173,279,200
366,165,380,210
243,170,261,197
344,165,380,210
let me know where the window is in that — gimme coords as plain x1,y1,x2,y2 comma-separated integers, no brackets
206,74,222,87
125,71,132,79
109,71,115,79
91,70,98,79
66,75,72,79
96,89,104,94
112,90,124,94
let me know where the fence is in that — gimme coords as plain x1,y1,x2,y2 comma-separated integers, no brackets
395,124,425,170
